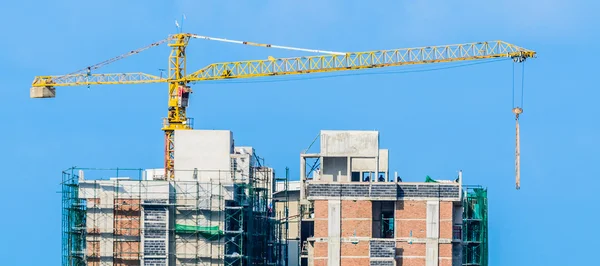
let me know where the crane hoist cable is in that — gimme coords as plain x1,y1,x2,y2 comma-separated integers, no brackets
63,37,170,77
512,59,526,190
62,34,345,79
189,34,345,55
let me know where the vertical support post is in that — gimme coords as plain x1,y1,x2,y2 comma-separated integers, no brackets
163,33,192,180
300,156,306,200
347,156,352,182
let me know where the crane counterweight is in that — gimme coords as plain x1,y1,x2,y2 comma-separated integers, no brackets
30,86,56,98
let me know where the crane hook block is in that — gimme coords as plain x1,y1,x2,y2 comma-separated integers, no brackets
512,107,523,118
30,86,56,98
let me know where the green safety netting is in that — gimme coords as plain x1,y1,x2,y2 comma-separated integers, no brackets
463,188,488,266
424,175,438,183
175,224,224,237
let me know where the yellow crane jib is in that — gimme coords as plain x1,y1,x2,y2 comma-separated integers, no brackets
28,32,537,180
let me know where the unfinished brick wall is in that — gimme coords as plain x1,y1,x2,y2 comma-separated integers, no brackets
396,201,427,239
314,219,328,238
314,259,327,266
396,200,426,219
396,220,426,238
114,241,140,260
314,200,328,219
313,200,329,238
394,200,456,265
396,257,425,266
440,201,453,219
439,258,453,266
396,242,426,256
87,240,100,257
341,258,370,266
439,243,452,258
309,198,459,265
341,241,369,256
342,220,371,237
341,200,372,238
440,201,454,240
114,199,141,236
440,221,453,239
314,242,328,258
341,200,372,218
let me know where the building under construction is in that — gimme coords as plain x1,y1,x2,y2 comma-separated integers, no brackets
61,130,488,266
291,130,488,266
62,130,289,266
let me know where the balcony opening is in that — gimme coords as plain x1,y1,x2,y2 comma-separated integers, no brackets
372,201,395,238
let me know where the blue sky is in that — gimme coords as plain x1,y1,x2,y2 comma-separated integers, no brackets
1,0,598,265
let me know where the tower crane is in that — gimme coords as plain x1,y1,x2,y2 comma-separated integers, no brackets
29,33,536,182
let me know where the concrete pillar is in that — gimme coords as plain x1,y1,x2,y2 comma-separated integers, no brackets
347,156,352,182
300,156,306,200
328,200,341,266
426,200,440,266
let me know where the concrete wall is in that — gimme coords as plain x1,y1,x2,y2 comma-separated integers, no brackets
174,130,233,182
351,149,388,173
320,130,379,157
274,181,301,192
322,157,348,182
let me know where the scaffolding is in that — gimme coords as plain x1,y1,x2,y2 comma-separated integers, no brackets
462,187,488,266
272,168,290,266
62,170,87,266
61,164,289,266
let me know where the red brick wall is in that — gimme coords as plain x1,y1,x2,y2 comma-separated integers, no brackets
87,241,100,257
396,242,426,257
440,201,453,220
341,200,371,218
439,221,453,239
114,241,140,260
396,201,426,219
341,258,370,266
314,200,328,219
396,258,426,266
439,243,452,258
439,258,453,266
341,220,371,237
314,219,328,237
114,218,140,236
396,219,426,238
314,242,328,257
341,241,369,256
314,259,327,266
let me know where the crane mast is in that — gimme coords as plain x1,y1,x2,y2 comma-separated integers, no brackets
30,33,536,181
164,34,192,179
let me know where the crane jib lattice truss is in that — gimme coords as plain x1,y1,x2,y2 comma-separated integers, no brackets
30,33,537,180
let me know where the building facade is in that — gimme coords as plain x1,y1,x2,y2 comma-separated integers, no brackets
297,130,487,266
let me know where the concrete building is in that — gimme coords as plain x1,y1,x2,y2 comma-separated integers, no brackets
62,130,285,266
296,130,488,266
